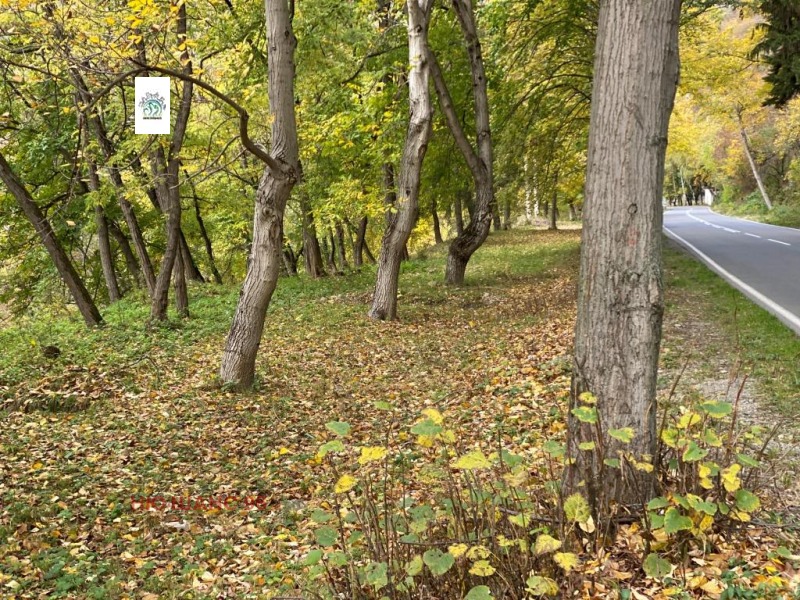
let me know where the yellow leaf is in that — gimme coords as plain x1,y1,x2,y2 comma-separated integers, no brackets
722,464,741,493
278,447,291,455
469,560,495,577
448,543,468,558
466,545,491,560
452,449,491,470
416,435,434,448
554,552,579,572
358,446,387,465
334,474,356,494
534,534,562,555
32,462,43,470
421,408,443,424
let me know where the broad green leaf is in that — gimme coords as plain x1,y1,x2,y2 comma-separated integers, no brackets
663,507,693,534
305,549,323,565
699,400,733,418
686,494,717,516
734,489,760,513
310,508,334,523
571,406,598,424
317,440,344,458
534,534,562,555
646,496,670,510
543,440,565,458
423,549,455,576
563,493,591,523
737,453,760,468
578,441,595,451
525,574,559,596
405,555,423,577
365,561,388,590
452,449,492,470
682,441,708,463
464,586,493,600
643,553,672,579
314,526,338,547
325,421,351,437
410,418,442,437
608,427,635,444
604,458,621,468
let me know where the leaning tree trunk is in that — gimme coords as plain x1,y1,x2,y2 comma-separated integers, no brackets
426,0,494,285
219,0,300,387
565,0,681,518
352,215,369,267
108,219,143,289
737,110,773,211
301,195,326,278
0,152,103,326
369,0,434,320
85,159,122,302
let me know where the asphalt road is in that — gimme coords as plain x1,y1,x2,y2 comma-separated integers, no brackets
663,206,800,335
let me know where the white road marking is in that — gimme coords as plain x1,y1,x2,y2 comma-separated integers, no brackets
768,238,791,246
686,210,739,234
745,233,761,238
663,226,800,335
722,227,740,233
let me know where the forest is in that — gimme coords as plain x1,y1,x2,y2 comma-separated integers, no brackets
1,0,800,598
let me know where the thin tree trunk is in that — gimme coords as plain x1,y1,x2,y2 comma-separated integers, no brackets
503,198,511,230
0,151,103,326
565,0,681,517
549,181,558,230
353,215,369,267
301,195,326,278
737,110,773,210
363,236,376,264
432,197,444,243
219,0,300,387
190,187,223,284
426,0,494,285
568,201,577,221
108,220,143,288
89,176,122,302
174,241,189,317
524,156,533,224
369,0,434,320
454,191,465,236
335,222,349,269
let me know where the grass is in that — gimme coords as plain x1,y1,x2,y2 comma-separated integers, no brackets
1,227,798,598
714,199,800,229
663,243,800,415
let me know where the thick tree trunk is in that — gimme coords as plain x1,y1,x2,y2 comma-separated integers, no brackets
0,152,103,326
432,197,444,243
427,0,494,285
369,0,433,320
737,112,773,211
282,243,299,275
565,0,681,517
219,0,300,387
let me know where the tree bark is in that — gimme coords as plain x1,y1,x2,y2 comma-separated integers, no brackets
335,222,349,269
0,151,103,326
549,180,558,230
503,198,512,230
426,0,494,285
108,220,143,288
190,185,224,284
150,1,193,321
432,197,444,243
369,0,434,320
565,0,681,517
737,110,773,210
353,215,369,267
87,162,122,302
454,190,465,235
300,194,326,278
219,0,300,387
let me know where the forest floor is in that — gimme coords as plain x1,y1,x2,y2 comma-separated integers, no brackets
1,228,799,599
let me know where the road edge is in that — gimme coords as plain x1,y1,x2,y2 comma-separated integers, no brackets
663,227,800,336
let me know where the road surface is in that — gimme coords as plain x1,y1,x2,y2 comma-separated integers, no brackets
663,206,800,335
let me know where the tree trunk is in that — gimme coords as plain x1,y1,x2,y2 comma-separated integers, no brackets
86,160,122,302
427,0,494,285
108,220,143,288
503,198,511,230
363,236,376,264
335,222,349,269
282,243,298,275
432,197,444,243
524,156,533,224
353,215,369,267
219,0,300,387
454,190,465,236
301,195,326,278
174,241,189,317
492,209,502,231
369,0,434,320
0,151,103,326
565,0,681,517
568,201,577,221
191,190,223,284
737,111,773,211
548,183,558,230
